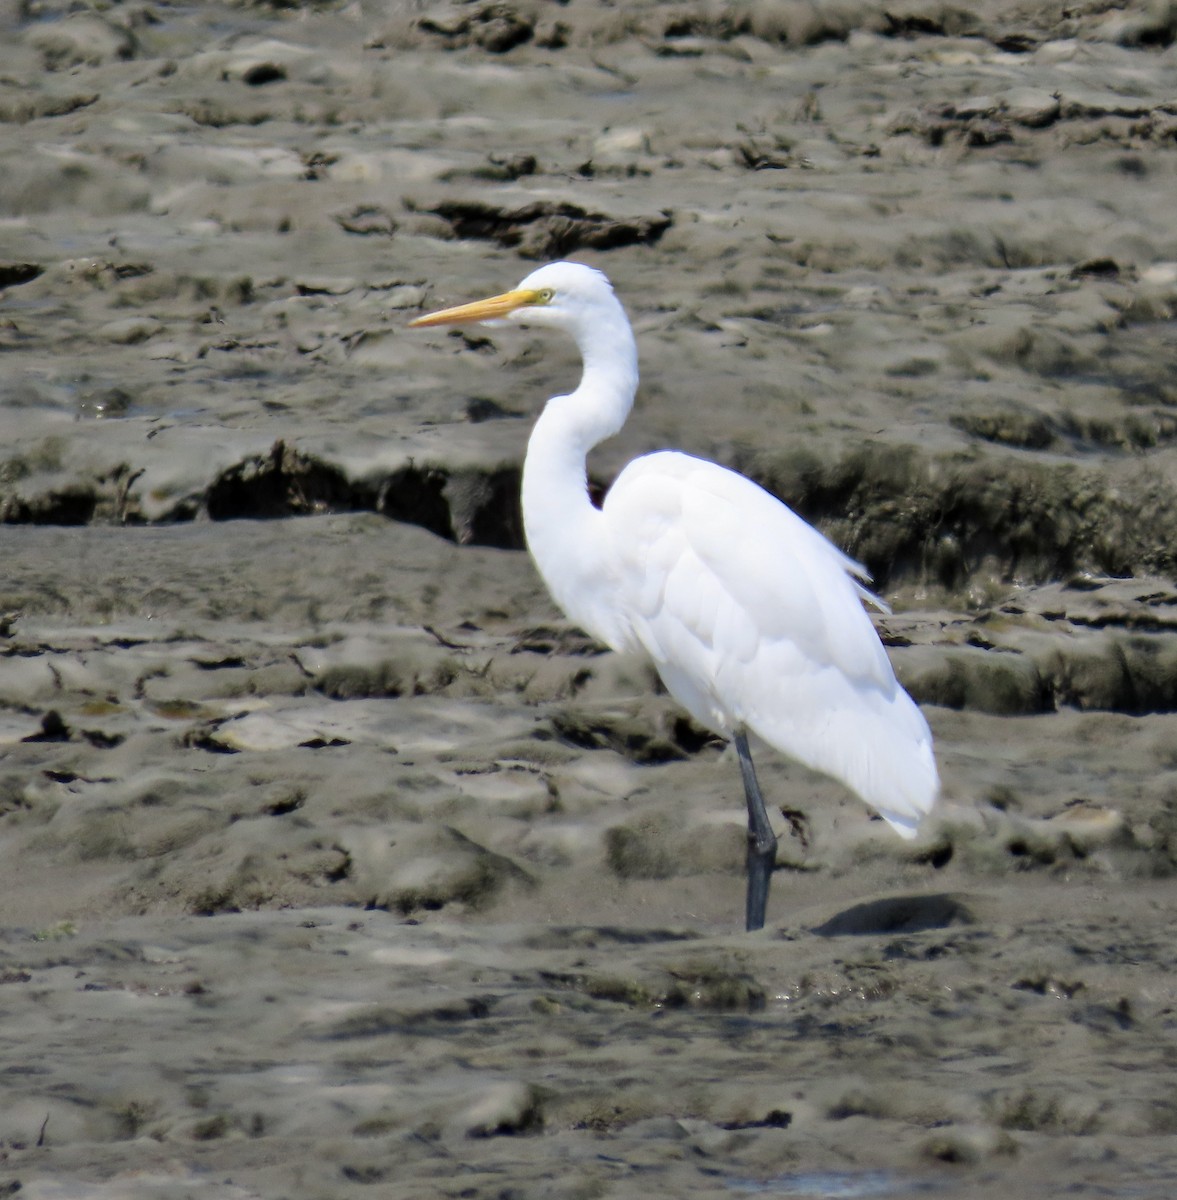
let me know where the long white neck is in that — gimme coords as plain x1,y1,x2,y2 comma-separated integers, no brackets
520,298,638,650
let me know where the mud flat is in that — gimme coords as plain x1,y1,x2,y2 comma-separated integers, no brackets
2,1,1177,1196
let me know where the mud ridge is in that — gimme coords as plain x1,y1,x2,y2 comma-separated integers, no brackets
9,438,1177,597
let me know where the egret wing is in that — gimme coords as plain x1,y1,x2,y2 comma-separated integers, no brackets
602,451,937,834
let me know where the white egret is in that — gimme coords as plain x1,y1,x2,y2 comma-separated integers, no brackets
411,261,938,931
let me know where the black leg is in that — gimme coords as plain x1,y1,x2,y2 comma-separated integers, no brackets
735,731,777,932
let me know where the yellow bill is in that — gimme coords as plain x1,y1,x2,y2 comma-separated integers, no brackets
409,287,542,328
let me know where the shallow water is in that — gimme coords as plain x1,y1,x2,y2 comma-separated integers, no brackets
728,1172,945,1197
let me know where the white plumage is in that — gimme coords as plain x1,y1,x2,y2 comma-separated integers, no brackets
411,261,938,929
605,453,937,838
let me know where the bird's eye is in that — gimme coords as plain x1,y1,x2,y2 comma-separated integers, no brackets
536,288,555,304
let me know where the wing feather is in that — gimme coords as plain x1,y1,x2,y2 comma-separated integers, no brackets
602,451,937,832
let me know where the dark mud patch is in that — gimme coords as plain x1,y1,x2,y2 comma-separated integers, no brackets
205,440,359,520
411,198,673,259
742,442,1177,591
377,462,523,548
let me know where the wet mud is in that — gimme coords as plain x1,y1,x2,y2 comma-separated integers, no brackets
2,1,1177,1196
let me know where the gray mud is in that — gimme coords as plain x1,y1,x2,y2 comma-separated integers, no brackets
2,1,1177,1197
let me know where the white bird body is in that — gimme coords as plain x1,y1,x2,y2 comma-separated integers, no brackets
412,260,939,928
594,452,937,839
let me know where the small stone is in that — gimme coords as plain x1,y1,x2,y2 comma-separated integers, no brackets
98,316,162,345
332,205,398,237
1046,803,1128,851
953,95,998,119
76,386,132,420
1001,87,1060,128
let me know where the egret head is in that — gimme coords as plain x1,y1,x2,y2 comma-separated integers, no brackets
409,261,618,335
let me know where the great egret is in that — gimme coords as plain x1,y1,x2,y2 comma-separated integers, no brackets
411,261,938,931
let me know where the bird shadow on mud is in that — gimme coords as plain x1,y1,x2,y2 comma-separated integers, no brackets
810,892,975,937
